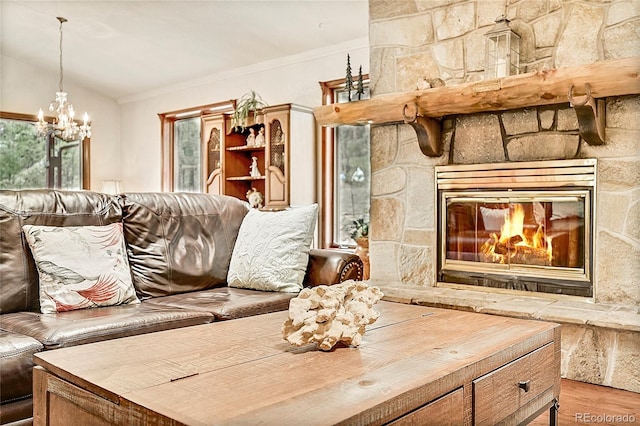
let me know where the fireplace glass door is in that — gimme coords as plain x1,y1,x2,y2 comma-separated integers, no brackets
440,190,591,292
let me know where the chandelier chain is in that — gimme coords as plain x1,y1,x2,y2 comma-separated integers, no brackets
57,17,66,92
37,16,91,141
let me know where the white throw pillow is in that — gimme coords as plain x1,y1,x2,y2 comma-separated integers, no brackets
227,204,318,292
22,222,140,314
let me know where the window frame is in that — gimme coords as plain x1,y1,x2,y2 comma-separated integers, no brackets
319,75,370,249
0,111,90,190
159,101,235,192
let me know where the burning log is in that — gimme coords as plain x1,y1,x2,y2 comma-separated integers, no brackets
492,243,551,265
481,204,554,265
507,235,523,245
514,246,552,265
494,235,524,255
494,243,508,255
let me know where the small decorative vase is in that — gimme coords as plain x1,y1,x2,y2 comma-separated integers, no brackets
354,237,370,280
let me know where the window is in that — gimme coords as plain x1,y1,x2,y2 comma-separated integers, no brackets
319,77,370,248
160,101,234,192
173,117,201,192
0,112,89,190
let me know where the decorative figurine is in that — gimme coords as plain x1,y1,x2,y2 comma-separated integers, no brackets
345,54,353,102
255,127,265,146
246,128,256,146
250,156,261,178
356,65,365,100
273,152,283,168
274,126,284,145
246,187,264,209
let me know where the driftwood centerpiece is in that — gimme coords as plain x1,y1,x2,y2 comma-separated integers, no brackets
282,280,383,351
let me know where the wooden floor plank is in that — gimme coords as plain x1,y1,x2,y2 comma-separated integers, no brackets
529,379,640,425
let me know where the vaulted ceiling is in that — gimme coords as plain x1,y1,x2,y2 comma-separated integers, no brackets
1,1,369,101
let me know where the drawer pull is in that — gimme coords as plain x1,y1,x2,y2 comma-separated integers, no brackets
518,380,531,392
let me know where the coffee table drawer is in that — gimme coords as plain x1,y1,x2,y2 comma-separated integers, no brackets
473,342,556,425
388,387,463,426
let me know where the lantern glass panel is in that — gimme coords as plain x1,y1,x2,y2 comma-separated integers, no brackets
486,33,510,78
509,33,521,75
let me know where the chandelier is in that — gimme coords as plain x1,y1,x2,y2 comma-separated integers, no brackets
37,17,91,141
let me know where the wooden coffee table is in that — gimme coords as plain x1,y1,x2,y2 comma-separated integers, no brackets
33,301,560,425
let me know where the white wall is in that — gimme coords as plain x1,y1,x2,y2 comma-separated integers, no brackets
118,39,369,192
0,54,121,191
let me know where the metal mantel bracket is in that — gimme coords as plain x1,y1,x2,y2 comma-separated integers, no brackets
568,83,606,146
402,103,442,157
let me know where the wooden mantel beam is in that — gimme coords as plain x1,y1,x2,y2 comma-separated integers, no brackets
314,57,640,127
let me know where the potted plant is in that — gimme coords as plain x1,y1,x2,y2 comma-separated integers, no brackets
349,217,369,242
232,90,268,132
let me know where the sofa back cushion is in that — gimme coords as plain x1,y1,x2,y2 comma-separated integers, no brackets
121,193,249,298
0,190,123,314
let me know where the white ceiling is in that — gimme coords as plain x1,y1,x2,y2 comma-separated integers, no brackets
1,0,369,101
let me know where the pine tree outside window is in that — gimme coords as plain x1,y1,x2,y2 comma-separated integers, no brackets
0,112,89,190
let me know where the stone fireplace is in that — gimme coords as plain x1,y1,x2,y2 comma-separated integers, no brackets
368,99,638,303
437,159,594,297
363,0,639,393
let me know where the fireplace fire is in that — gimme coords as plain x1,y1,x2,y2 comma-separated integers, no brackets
436,159,595,297
480,203,554,266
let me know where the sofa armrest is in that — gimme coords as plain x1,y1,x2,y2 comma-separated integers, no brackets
304,249,363,287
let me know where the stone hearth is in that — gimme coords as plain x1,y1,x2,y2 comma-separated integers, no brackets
367,0,639,392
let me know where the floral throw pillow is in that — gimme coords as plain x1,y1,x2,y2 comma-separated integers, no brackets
22,222,140,314
227,204,318,292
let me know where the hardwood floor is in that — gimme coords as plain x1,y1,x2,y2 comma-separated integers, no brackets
529,379,640,425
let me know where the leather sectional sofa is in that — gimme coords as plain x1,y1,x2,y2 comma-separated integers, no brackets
0,190,362,425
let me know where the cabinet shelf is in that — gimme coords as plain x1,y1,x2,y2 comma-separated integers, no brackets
226,145,265,152
226,176,265,181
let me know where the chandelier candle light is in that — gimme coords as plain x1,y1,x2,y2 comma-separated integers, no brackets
37,17,91,141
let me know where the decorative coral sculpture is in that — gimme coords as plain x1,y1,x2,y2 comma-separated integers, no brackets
282,280,383,351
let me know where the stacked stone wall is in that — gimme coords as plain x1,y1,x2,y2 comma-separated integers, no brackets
368,0,639,391
369,0,639,303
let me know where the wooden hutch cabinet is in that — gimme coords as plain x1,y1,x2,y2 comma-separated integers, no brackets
201,114,226,195
201,103,315,210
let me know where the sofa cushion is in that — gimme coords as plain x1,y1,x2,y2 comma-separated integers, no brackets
22,223,140,314
0,190,122,315
144,287,296,320
228,204,318,293
0,304,213,350
0,331,43,405
121,193,249,298
0,398,33,425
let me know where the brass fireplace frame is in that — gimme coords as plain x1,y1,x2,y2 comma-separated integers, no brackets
435,159,596,297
